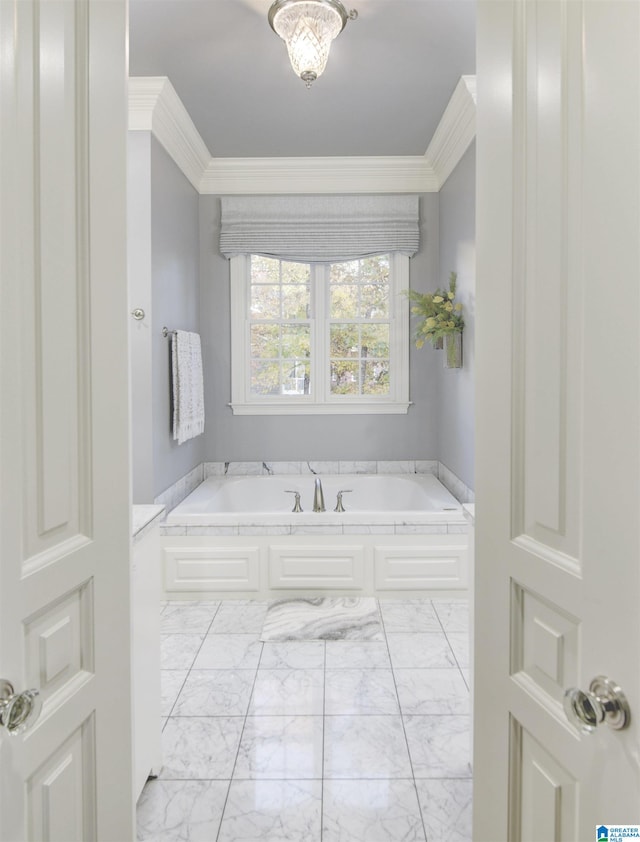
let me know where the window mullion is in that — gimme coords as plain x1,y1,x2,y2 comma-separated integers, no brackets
312,264,327,402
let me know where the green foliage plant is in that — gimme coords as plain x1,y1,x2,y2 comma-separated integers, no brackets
404,271,464,349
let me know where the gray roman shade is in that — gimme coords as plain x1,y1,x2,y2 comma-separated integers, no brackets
219,195,420,263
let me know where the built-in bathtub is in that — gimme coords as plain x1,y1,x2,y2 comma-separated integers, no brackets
160,473,470,599
165,473,463,527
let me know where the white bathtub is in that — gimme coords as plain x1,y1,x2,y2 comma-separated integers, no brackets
161,473,469,599
166,473,462,527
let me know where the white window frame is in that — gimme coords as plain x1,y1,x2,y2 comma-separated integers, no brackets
230,253,410,415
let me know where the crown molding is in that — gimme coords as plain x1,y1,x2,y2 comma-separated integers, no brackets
128,74,476,195
425,75,477,189
199,156,438,195
128,77,211,191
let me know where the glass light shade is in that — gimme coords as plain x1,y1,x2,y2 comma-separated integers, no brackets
271,0,346,86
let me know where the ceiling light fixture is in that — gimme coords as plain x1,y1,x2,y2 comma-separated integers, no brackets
268,0,358,89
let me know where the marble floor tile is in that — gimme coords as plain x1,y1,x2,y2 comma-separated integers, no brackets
161,634,204,670
217,779,322,842
404,715,472,779
160,717,244,780
234,715,324,780
394,669,470,715
160,601,220,634
259,641,325,670
249,669,324,716
192,634,263,670
147,597,473,838
379,601,441,633
209,602,268,634
161,670,188,716
462,668,471,690
136,779,229,842
261,597,383,642
432,600,469,633
386,633,458,669
322,779,426,842
172,670,256,717
323,715,412,779
325,641,391,670
446,632,470,668
324,669,400,715
415,778,473,842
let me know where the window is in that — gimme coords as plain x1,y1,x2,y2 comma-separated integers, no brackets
230,253,410,414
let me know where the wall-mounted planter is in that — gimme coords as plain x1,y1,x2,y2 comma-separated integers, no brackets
444,332,463,368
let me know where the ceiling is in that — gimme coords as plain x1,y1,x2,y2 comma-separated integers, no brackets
129,0,476,159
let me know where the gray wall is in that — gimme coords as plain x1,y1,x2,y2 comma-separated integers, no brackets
436,143,476,489
132,154,476,487
151,138,204,495
199,195,441,462
128,134,204,501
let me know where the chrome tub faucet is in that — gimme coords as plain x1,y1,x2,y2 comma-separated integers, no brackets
334,489,353,512
313,477,325,512
284,490,303,512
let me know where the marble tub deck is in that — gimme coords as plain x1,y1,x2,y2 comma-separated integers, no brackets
138,597,472,842
260,597,384,642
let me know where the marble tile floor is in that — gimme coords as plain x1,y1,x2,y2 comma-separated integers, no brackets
138,598,472,842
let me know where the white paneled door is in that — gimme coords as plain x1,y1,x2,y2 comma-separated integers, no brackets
475,1,640,840
0,1,133,840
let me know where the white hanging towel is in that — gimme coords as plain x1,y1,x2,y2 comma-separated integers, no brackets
171,330,205,444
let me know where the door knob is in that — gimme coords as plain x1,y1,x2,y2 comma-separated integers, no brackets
0,679,42,736
563,675,630,734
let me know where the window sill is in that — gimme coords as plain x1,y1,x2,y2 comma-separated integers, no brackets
229,401,412,416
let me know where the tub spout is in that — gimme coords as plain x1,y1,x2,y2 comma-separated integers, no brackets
313,477,325,512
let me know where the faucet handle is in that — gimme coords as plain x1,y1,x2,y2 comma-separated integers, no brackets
284,490,303,513
334,490,353,513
